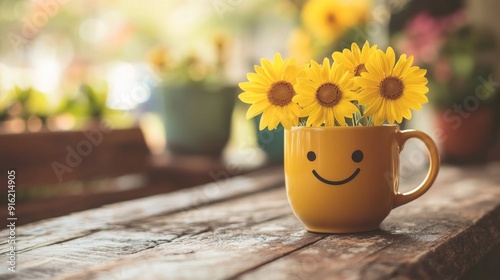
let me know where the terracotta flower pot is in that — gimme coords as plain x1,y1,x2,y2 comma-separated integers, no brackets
434,108,495,163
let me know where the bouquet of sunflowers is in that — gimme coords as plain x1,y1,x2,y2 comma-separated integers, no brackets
238,42,429,130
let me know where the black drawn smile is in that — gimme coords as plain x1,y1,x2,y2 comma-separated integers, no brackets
312,168,361,185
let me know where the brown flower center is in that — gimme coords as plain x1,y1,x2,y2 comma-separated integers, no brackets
326,13,336,26
354,64,367,76
316,83,341,107
268,81,294,107
380,77,404,100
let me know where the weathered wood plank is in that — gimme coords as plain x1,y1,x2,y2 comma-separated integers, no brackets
238,170,500,280
1,164,498,280
0,128,150,187
0,166,284,255
47,166,500,280
1,188,323,280
3,153,251,226
11,179,179,225
1,230,179,280
55,218,319,280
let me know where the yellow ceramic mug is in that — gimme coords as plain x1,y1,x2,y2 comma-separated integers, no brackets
285,125,440,233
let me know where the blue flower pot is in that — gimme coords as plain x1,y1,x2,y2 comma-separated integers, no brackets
253,115,284,163
156,84,236,157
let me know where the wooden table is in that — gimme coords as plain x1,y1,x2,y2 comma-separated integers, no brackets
1,164,499,279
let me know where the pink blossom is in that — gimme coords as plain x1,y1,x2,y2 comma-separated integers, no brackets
401,10,467,64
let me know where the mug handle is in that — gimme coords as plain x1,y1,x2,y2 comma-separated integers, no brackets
393,130,440,208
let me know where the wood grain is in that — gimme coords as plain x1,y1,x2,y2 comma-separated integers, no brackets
240,178,500,280
0,164,499,280
0,127,150,188
0,166,284,255
10,151,251,226
11,179,179,225
2,188,322,279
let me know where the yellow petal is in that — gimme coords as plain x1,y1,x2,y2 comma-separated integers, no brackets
246,101,269,119
273,53,284,70
321,57,331,82
259,111,269,130
247,73,270,85
239,81,268,93
261,58,278,81
352,42,361,62
384,47,396,74
238,92,267,104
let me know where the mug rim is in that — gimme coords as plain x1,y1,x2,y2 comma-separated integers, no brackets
288,124,400,132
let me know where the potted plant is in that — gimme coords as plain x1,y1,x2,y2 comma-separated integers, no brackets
238,42,440,233
395,8,500,163
147,37,236,157
0,87,52,133
429,26,499,163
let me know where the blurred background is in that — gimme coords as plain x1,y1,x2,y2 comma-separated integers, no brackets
1,0,499,167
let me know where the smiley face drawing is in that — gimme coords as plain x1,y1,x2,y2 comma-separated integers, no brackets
283,125,443,233
306,150,364,185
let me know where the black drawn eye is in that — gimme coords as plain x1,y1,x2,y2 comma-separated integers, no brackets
351,150,364,163
307,151,316,162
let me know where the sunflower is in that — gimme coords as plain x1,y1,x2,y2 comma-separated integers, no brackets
356,47,429,125
332,41,377,77
302,0,370,43
293,58,359,127
147,46,169,71
238,53,303,130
